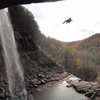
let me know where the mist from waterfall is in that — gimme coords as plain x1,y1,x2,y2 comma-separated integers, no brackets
0,9,28,100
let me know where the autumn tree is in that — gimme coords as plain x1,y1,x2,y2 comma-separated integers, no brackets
74,58,83,69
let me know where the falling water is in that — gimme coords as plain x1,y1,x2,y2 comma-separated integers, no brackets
0,9,29,100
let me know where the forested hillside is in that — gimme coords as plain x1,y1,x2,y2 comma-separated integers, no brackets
8,6,100,82
70,33,100,65
38,32,100,81
70,33,100,52
64,34,100,81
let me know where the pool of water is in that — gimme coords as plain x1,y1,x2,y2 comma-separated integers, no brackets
33,81,87,100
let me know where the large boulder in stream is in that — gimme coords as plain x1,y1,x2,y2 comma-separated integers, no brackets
65,74,100,99
71,81,98,93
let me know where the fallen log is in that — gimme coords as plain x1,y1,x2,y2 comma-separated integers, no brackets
84,88,100,99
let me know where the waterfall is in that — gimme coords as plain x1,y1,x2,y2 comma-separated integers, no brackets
0,9,30,100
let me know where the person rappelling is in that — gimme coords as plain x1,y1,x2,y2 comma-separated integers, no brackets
62,17,72,24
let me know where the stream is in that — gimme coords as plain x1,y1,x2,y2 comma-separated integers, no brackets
33,81,87,100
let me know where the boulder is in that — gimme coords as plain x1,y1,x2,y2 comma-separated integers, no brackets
41,79,46,84
71,81,98,93
66,83,72,88
32,79,41,85
65,74,100,99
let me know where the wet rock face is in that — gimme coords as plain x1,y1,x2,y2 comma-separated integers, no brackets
0,0,62,9
0,87,10,100
0,87,5,99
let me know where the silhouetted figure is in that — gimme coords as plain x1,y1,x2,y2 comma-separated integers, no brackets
62,17,72,24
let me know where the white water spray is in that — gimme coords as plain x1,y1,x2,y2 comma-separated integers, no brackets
0,9,28,100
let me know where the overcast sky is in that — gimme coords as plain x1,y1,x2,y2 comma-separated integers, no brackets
24,0,100,42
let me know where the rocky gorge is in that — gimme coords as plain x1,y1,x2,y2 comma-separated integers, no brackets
0,4,99,100
0,70,99,100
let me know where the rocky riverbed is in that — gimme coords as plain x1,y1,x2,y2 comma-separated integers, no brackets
0,72,68,100
0,71,100,100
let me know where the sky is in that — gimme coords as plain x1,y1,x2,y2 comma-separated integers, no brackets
24,0,100,42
